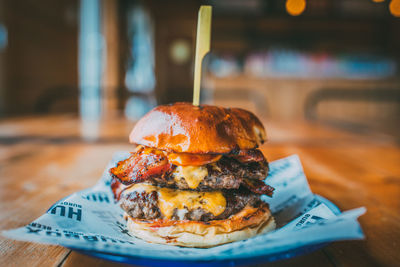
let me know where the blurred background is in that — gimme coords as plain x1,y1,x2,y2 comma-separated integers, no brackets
0,0,399,141
1,2,400,265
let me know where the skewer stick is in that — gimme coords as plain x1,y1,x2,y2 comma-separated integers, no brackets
192,5,212,106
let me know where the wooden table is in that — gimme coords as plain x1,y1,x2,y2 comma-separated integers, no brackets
0,115,399,266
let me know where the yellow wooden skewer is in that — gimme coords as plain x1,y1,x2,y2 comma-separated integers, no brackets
192,5,212,106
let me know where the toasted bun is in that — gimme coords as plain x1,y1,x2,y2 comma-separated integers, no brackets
129,102,266,154
126,204,275,248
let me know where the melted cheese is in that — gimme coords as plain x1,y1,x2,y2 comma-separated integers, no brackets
172,165,208,189
167,152,222,166
158,188,226,219
123,184,226,219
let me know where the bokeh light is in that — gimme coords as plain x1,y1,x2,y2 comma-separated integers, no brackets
286,0,306,16
389,0,400,16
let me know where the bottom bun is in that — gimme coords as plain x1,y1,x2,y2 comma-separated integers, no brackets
126,204,276,247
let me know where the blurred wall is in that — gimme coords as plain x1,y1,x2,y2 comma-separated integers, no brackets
1,0,78,116
145,0,200,104
0,0,4,115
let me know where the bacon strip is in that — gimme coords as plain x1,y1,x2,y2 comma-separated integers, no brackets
110,148,173,185
232,149,265,163
242,178,274,196
110,147,274,196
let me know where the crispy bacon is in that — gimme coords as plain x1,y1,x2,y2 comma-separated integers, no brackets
110,147,173,185
242,178,274,196
232,149,265,163
110,146,274,196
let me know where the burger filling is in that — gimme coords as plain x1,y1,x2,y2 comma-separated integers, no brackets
110,146,274,195
110,145,274,222
116,182,264,222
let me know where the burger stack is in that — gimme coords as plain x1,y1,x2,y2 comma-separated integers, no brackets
110,102,276,247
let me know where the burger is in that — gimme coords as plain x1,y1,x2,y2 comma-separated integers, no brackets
109,102,275,247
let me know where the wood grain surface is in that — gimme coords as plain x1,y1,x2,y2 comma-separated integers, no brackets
0,115,399,266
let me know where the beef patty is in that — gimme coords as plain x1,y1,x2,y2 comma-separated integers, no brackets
119,188,264,221
112,155,270,192
156,157,268,190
